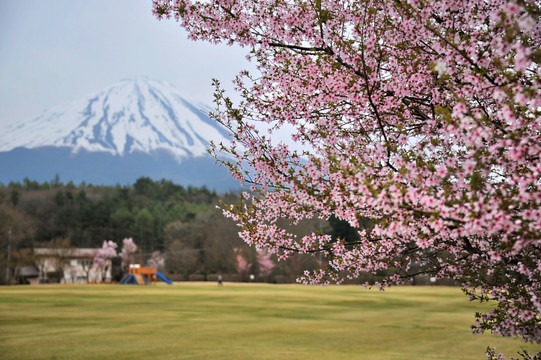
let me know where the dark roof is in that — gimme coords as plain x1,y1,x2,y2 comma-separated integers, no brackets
19,265,39,277
34,248,98,259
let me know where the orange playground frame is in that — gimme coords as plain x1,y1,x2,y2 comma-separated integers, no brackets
129,264,157,284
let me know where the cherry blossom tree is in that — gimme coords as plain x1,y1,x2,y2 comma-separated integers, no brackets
119,237,138,271
154,0,541,349
257,250,275,277
94,240,118,281
148,250,166,269
234,247,251,275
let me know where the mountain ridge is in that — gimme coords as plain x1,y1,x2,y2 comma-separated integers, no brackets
0,78,239,191
0,77,229,160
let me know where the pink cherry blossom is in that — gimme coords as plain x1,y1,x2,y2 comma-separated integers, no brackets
94,240,117,266
154,0,541,348
119,237,138,270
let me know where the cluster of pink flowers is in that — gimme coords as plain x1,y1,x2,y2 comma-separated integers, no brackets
256,249,275,277
154,0,540,346
148,250,165,268
234,247,251,274
94,238,140,271
94,240,118,267
119,237,138,270
234,247,276,277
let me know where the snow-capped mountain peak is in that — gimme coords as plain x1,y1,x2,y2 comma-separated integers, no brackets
0,77,230,160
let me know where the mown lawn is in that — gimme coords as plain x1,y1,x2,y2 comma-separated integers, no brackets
0,283,538,359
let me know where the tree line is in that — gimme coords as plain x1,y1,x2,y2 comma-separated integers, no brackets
0,177,332,283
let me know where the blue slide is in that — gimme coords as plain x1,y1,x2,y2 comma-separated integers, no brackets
156,271,173,285
119,273,137,285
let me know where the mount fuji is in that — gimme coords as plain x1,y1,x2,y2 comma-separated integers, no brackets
0,77,239,191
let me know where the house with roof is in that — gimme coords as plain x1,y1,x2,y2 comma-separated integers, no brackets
30,247,111,284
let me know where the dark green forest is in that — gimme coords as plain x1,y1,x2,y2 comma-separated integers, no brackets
0,177,328,284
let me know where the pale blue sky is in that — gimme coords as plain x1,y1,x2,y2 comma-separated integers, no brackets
0,0,251,127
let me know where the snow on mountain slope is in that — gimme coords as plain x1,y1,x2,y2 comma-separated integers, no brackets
0,77,230,161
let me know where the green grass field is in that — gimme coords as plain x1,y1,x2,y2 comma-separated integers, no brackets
0,283,538,359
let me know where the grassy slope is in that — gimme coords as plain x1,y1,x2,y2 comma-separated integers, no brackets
0,283,538,360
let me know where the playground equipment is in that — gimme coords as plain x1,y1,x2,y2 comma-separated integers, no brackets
119,264,172,285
